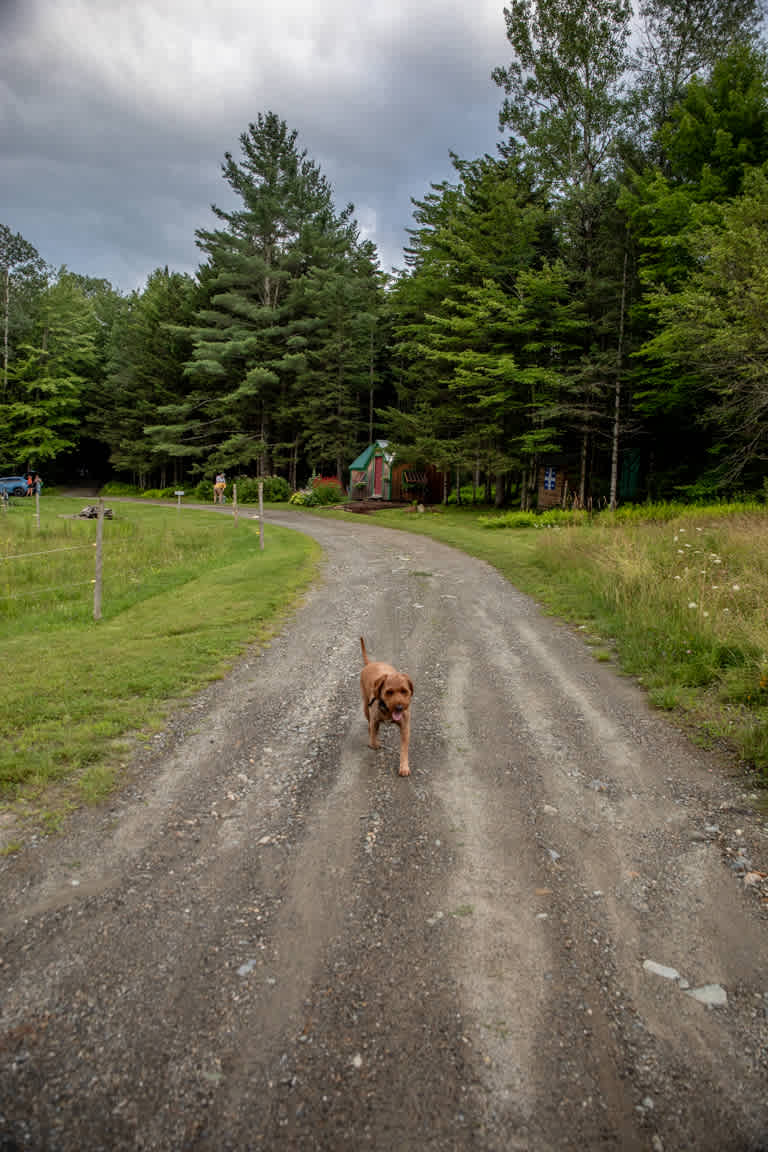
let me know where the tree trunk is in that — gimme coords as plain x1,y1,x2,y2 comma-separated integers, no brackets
609,239,629,511
495,471,505,509
2,266,8,399
579,432,588,507
369,329,375,444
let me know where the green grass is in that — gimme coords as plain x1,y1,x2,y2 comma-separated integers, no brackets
318,501,768,776
0,496,319,805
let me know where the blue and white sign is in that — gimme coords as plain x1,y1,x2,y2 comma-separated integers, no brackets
544,467,557,491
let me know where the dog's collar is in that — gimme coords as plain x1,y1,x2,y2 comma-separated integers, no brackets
370,696,388,713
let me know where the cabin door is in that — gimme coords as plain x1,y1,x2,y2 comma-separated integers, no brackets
373,454,383,497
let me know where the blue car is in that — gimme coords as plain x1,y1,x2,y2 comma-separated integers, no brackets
0,475,29,497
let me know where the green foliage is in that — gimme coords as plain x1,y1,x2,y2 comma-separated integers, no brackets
0,271,98,464
100,481,140,496
310,477,346,504
289,488,319,506
233,475,291,502
479,508,590,528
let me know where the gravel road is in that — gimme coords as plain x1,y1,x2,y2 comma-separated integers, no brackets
1,508,767,1151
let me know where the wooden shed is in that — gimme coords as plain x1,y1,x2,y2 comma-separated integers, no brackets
349,443,446,503
349,441,394,500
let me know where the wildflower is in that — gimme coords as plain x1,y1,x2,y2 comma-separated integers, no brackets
732,584,740,591
679,528,686,533
711,585,719,589
677,549,685,555
688,602,697,609
703,611,709,618
674,575,681,581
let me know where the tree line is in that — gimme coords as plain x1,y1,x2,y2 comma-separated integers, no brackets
2,0,767,505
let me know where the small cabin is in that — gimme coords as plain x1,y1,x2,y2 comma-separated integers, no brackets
349,441,394,500
349,442,446,503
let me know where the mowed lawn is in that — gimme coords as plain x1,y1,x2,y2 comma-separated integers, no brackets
0,497,319,812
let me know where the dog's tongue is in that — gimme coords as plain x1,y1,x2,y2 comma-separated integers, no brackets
392,708,403,724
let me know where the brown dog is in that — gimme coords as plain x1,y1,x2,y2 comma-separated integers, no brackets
360,637,414,777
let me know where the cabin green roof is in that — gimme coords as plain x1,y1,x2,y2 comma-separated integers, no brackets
349,441,390,471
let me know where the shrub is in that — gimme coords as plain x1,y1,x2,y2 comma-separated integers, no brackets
310,476,345,505
289,488,319,506
479,508,589,529
191,480,213,502
234,475,291,503
100,481,140,496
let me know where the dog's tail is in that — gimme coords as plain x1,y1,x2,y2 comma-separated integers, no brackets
360,636,370,665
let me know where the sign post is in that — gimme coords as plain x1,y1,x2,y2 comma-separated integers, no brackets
174,490,184,510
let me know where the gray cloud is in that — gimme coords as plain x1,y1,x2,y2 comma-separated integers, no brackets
0,0,510,291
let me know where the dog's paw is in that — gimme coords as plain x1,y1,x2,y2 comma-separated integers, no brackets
398,765,411,777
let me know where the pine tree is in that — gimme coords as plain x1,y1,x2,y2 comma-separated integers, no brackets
151,112,356,480
0,272,97,466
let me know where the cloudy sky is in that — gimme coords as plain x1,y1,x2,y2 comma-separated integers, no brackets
1,0,511,293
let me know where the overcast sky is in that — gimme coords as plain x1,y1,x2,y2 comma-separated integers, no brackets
1,0,511,293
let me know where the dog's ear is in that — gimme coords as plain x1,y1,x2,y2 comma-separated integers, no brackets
373,674,387,699
406,677,414,697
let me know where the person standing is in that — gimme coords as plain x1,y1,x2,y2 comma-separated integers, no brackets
214,472,226,504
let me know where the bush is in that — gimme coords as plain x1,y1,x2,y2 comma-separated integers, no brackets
479,508,589,529
190,480,213,502
310,476,345,505
235,475,291,503
100,481,140,496
289,488,319,506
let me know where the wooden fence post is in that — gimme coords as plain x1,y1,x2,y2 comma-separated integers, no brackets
233,483,238,524
93,498,104,621
258,480,264,551
35,486,40,530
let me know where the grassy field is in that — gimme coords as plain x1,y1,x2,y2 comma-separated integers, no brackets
319,501,768,778
0,496,320,822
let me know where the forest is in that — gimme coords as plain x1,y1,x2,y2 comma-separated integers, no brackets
2,0,768,508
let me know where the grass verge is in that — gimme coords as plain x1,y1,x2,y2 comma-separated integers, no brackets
319,502,768,777
0,496,319,811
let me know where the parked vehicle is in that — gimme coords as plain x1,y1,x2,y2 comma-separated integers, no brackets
0,475,29,497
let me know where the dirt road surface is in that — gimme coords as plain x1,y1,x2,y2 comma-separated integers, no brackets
2,509,767,1151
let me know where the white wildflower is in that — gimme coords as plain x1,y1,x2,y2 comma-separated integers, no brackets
688,602,698,609
732,584,740,591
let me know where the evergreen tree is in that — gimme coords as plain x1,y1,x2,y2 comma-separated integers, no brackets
0,271,97,466
493,0,635,506
92,268,195,486
151,112,357,480
640,165,768,489
0,225,49,399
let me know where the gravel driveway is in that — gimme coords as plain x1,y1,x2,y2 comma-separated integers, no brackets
1,508,767,1151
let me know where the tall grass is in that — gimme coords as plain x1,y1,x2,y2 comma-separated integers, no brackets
0,497,319,804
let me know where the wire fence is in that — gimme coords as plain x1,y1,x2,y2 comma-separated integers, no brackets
1,482,265,622
0,499,106,621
